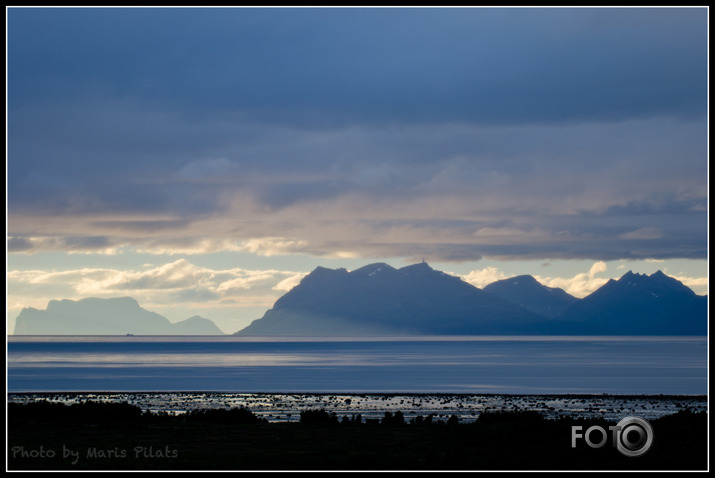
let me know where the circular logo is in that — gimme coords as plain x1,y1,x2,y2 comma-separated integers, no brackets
616,416,654,457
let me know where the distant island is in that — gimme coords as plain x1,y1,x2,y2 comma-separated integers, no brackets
235,262,707,336
13,297,224,335
12,263,706,336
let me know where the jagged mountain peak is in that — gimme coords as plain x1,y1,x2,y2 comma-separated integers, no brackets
561,269,705,335
612,269,695,295
237,262,705,336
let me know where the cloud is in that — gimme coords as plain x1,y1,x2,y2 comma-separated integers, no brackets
177,158,236,180
460,267,509,289
137,239,246,256
460,260,612,298
75,259,210,292
7,8,707,264
670,273,708,293
620,227,663,240
8,8,706,124
273,273,310,292
588,261,607,276
7,236,121,255
7,237,33,252
8,259,303,315
236,238,311,257
536,261,610,298
70,259,300,296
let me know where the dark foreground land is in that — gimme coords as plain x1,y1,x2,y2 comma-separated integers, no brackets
7,401,708,471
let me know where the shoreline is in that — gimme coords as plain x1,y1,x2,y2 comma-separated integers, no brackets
8,390,709,399
8,391,707,424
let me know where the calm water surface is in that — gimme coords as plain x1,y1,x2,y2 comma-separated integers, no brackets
7,335,707,395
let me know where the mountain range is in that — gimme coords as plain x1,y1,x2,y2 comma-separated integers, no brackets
236,262,707,336
12,263,707,336
557,270,707,335
13,297,224,335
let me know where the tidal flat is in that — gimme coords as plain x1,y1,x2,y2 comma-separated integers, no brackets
7,391,708,423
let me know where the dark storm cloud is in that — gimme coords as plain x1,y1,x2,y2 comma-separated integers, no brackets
7,237,34,253
8,7,706,123
6,7,708,261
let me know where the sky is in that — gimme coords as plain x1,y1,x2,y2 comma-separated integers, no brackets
6,6,709,334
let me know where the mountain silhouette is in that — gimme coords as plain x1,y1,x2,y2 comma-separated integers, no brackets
13,266,705,336
559,270,707,335
237,262,587,336
236,263,706,336
483,275,578,318
13,297,225,335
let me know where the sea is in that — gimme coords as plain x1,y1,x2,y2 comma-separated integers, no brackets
6,335,708,423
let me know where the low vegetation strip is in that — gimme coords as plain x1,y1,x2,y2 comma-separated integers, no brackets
7,401,707,471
